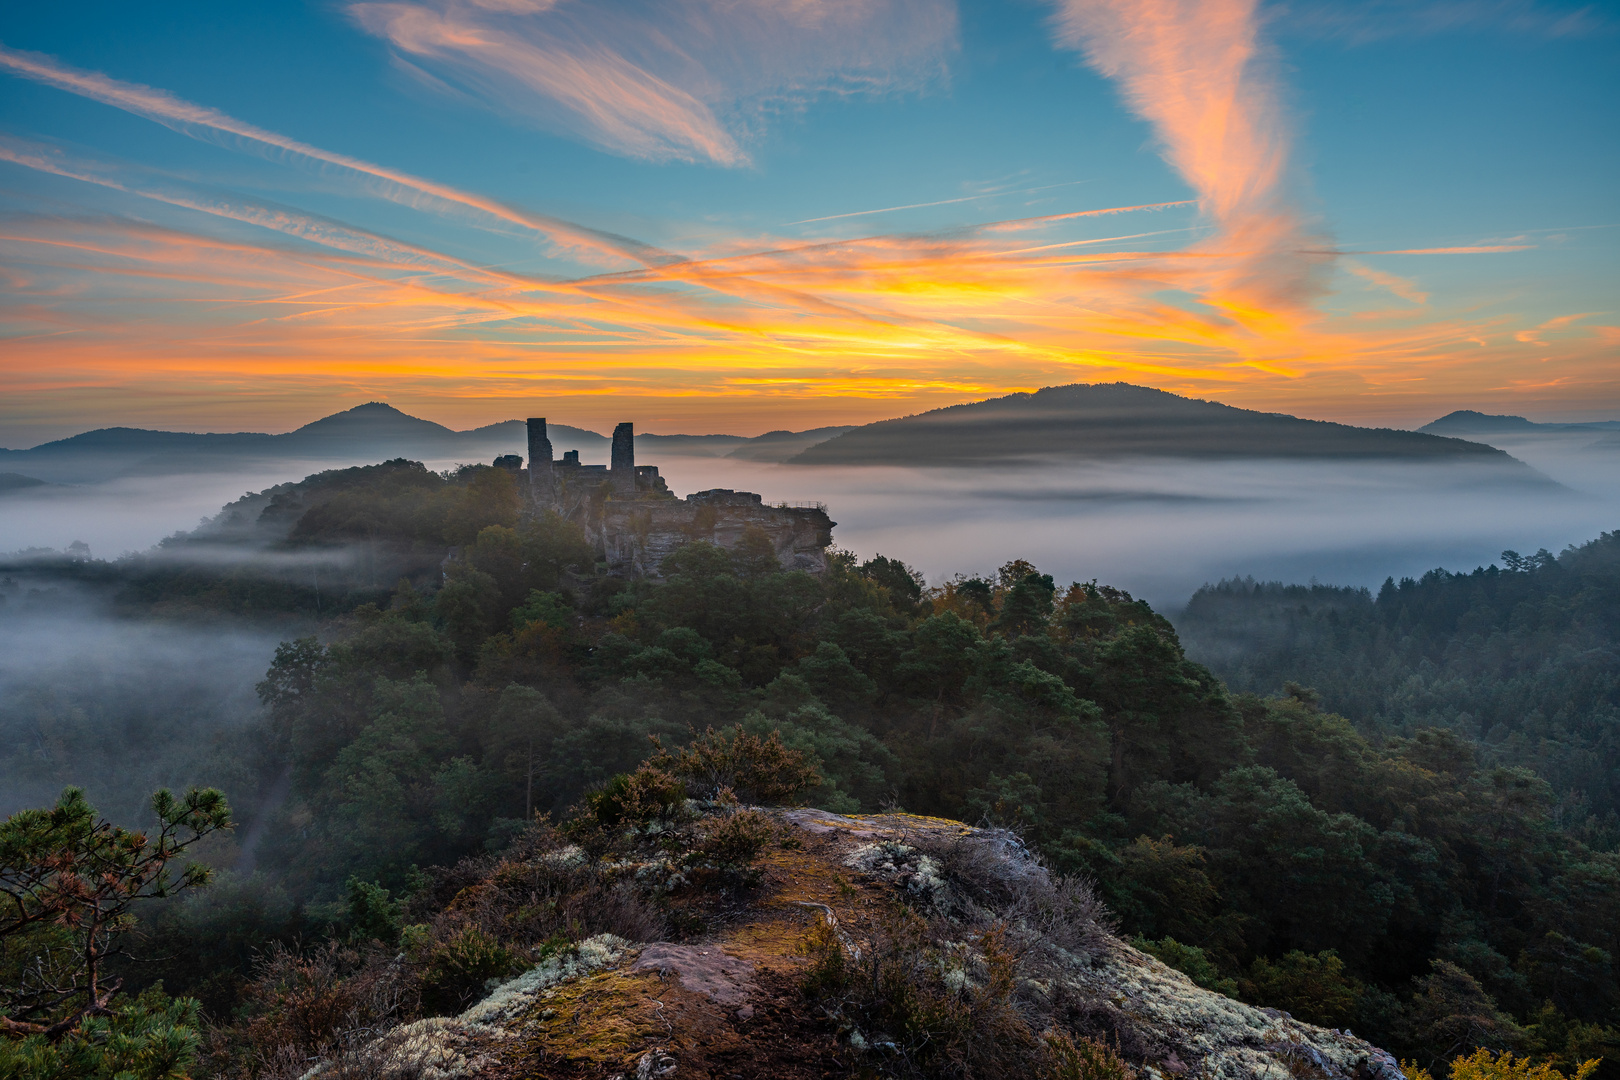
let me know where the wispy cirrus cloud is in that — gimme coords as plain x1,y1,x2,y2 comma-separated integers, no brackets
348,0,958,166
1349,244,1537,254
0,41,673,267
1,38,1610,437
1515,312,1598,345
1046,0,1329,331
1278,0,1611,45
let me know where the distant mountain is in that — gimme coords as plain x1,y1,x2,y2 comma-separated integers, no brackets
0,403,842,484
1420,410,1620,436
726,426,852,462
790,384,1540,470
0,473,48,493
635,433,747,456
283,401,471,447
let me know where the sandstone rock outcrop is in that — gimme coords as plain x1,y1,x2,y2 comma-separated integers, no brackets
311,809,1404,1080
523,417,835,578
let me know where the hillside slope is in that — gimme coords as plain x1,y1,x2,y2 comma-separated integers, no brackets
308,808,1403,1080
0,404,843,483
1420,410,1620,436
791,384,1534,469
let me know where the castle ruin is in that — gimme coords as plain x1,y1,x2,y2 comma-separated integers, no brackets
517,418,836,577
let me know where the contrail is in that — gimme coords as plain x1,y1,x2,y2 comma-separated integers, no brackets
0,42,677,268
785,180,1094,226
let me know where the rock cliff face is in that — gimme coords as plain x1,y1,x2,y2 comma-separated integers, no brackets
316,809,1403,1080
596,491,836,578
527,413,836,578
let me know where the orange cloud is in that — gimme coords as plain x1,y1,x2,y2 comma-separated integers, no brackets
1046,0,1329,336
1515,312,1597,345
1341,259,1428,305
1,39,1614,440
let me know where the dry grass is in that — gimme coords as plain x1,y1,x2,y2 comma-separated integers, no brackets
892,819,1115,957
408,822,666,988
799,903,1133,1080
207,940,417,1080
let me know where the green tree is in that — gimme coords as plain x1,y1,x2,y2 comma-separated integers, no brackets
0,988,203,1080
859,554,925,612
993,568,1056,637
1,787,231,1037
1401,960,1523,1072
1241,949,1364,1028
480,684,568,819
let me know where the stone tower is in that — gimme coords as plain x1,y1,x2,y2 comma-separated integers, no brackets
526,417,553,503
610,422,636,496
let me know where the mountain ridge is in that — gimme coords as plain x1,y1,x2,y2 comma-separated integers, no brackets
790,383,1542,470
0,403,839,483
1420,409,1620,435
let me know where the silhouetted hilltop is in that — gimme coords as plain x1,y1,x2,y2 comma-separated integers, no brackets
1420,409,1620,436
725,425,852,461
1420,410,1543,435
283,401,468,446
0,473,47,493
0,404,836,484
791,383,1538,468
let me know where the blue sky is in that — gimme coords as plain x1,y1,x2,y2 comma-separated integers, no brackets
1,0,1615,442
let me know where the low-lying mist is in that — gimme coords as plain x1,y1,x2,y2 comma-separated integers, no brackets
5,451,1616,608
642,452,1618,607
0,582,292,821
0,462,357,558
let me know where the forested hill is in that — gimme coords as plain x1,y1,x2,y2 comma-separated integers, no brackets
2,464,1616,1077
1176,531,1620,818
1420,410,1620,436
0,402,843,483
789,383,1541,469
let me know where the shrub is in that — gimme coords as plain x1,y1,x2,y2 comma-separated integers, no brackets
581,765,687,830
800,908,1049,1078
693,808,776,869
903,825,1114,956
417,926,523,1016
1403,1048,1599,1080
406,824,666,955
651,726,821,804
226,940,413,1076
1042,1031,1133,1080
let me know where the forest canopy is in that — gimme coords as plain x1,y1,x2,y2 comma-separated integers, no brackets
1,461,1615,1078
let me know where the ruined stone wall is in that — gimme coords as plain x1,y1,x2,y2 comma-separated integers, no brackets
516,420,834,577
596,490,834,577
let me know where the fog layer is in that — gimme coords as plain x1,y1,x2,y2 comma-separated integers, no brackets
0,584,291,820
6,449,1617,607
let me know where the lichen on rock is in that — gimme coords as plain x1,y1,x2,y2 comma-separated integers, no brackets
459,933,636,1028
298,808,1407,1080
845,840,948,905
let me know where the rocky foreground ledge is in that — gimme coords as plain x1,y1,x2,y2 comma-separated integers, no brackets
311,808,1404,1080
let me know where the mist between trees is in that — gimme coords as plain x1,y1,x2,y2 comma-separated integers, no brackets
1,457,1616,1077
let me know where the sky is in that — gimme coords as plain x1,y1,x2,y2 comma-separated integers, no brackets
1,0,1616,445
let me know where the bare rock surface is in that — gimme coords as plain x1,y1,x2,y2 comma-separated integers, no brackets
629,944,757,1006
311,809,1405,1079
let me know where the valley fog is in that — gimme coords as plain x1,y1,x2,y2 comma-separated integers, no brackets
3,443,1611,817
0,585,291,819
7,451,1613,608
0,461,365,559
3,440,1617,1069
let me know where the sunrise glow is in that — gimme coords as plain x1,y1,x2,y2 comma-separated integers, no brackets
1,0,1615,442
